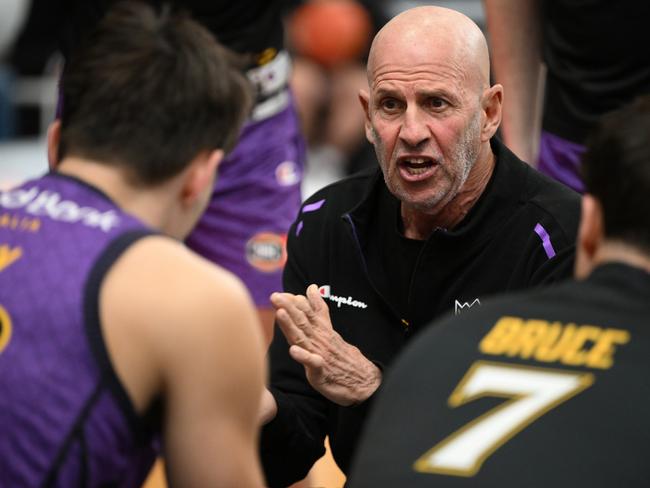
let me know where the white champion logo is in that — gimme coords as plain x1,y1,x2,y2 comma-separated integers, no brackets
318,285,368,309
454,298,481,315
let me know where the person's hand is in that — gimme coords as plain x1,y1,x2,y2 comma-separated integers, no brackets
270,284,382,406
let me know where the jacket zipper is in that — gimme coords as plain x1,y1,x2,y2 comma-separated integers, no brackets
342,213,411,335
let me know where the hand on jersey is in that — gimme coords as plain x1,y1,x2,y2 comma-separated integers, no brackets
270,284,382,406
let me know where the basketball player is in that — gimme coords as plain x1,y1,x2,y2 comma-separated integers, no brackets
0,3,265,486
58,0,306,344
348,95,650,487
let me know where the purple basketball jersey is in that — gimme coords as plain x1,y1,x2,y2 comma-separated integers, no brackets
186,98,305,307
537,130,586,193
0,173,158,487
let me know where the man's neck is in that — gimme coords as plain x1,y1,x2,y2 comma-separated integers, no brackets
401,146,495,240
56,156,178,234
592,241,650,275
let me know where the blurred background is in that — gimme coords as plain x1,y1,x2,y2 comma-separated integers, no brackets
0,0,485,195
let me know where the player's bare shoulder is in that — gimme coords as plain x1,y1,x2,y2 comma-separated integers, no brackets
99,235,264,413
103,234,255,323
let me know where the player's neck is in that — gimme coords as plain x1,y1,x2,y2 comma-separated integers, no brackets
593,240,650,274
56,156,180,235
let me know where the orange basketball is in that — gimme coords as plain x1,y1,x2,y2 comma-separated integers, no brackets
288,0,373,68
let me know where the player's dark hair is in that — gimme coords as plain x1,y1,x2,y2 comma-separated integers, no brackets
582,95,650,253
58,1,252,185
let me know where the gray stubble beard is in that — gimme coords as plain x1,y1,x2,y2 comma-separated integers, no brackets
370,112,483,212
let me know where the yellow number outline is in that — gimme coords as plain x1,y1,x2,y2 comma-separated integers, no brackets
0,304,12,353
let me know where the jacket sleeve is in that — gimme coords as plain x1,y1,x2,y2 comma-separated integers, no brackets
528,198,580,286
260,218,330,487
529,242,576,285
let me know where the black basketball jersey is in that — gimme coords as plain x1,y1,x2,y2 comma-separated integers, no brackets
541,0,650,143
349,263,650,487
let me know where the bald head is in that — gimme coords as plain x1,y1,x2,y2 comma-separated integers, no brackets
368,6,490,90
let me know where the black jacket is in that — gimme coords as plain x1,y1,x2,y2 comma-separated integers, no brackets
261,139,580,486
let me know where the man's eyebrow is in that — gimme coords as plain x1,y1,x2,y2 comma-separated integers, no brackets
374,86,459,103
417,88,462,105
373,87,399,97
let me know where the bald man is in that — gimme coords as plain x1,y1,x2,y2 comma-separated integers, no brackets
348,95,650,488
259,7,579,485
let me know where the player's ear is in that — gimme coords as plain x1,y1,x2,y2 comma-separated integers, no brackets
575,194,604,279
181,149,223,206
47,120,62,170
359,89,373,144
480,84,503,142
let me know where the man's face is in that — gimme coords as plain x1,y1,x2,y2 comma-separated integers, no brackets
362,42,484,213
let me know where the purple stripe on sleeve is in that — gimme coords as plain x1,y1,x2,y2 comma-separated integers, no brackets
296,220,304,237
302,199,325,213
534,223,556,259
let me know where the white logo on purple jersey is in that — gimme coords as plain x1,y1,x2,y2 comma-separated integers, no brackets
0,187,120,232
275,161,300,186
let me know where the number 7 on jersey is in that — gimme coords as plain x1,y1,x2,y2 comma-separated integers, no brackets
414,360,594,477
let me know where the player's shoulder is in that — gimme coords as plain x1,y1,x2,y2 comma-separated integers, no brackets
124,234,245,286
99,234,265,426
104,234,256,334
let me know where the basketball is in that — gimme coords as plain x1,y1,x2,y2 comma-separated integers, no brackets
288,0,373,68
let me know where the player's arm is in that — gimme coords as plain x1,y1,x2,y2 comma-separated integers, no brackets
101,237,266,487
483,0,544,164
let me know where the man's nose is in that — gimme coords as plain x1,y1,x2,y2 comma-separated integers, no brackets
398,107,430,147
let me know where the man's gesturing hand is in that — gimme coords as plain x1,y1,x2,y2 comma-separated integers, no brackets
270,284,382,406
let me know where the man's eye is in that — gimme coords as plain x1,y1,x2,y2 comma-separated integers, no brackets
381,99,400,111
428,98,446,109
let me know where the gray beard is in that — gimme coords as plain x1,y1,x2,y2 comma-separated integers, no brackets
371,112,483,211
454,110,483,191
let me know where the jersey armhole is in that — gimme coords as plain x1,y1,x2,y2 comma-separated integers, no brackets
83,229,162,444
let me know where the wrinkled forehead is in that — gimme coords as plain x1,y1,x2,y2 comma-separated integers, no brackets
368,34,470,92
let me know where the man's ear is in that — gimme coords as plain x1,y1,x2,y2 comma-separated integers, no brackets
480,84,503,142
358,89,373,144
575,194,604,279
181,149,223,206
47,120,62,170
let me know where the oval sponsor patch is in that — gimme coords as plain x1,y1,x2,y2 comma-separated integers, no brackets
246,232,287,273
